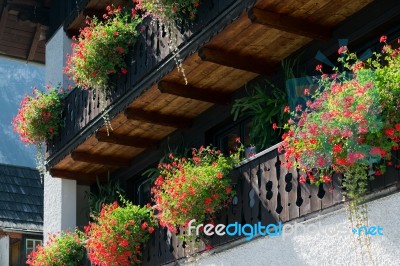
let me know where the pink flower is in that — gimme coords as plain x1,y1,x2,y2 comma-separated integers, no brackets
299,176,306,184
338,46,347,54
380,35,387,43
272,123,278,130
315,65,322,71
121,68,128,75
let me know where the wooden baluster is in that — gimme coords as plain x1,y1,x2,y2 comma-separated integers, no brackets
299,169,311,216
332,173,343,204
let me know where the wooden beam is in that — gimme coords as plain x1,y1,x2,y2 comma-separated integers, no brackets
83,8,106,19
96,131,158,149
158,80,231,105
125,108,192,129
50,169,97,181
71,151,131,167
27,23,41,61
248,8,331,40
198,47,275,75
0,7,9,40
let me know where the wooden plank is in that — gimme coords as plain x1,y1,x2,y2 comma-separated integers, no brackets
95,131,158,149
27,24,41,61
277,160,289,222
332,173,343,205
264,154,279,222
299,170,311,216
71,151,131,167
0,7,9,40
49,169,98,185
309,180,322,212
286,163,300,220
158,80,231,105
198,46,275,75
248,7,331,40
125,108,192,129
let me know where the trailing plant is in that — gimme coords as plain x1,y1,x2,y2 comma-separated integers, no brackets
135,0,201,21
26,230,85,266
12,86,64,174
65,6,141,91
232,81,289,150
280,36,400,263
85,197,156,265
85,175,125,216
65,5,142,128
134,0,202,84
151,141,243,234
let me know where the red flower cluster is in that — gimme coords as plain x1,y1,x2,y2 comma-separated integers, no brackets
152,143,243,233
86,200,156,265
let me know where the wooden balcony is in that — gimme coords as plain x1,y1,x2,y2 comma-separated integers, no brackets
44,0,385,184
77,144,400,265
140,145,400,265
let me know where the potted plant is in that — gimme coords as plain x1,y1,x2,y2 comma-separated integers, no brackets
280,36,400,261
65,6,142,125
232,81,289,150
151,141,243,234
85,198,156,265
12,86,64,173
26,230,85,266
65,6,142,91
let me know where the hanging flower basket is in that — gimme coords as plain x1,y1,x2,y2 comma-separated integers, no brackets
279,36,400,262
26,230,85,266
152,142,243,233
13,87,64,145
64,6,142,91
85,199,156,265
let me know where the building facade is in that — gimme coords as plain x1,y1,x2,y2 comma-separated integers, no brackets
43,0,400,265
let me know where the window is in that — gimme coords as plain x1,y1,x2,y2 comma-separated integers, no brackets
26,239,42,257
211,117,253,155
127,175,152,206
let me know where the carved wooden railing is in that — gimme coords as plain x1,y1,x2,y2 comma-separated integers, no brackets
80,145,399,265
138,145,399,265
46,0,242,161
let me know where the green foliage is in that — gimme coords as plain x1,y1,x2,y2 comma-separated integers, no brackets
232,82,289,149
86,176,125,216
26,230,85,266
136,0,201,21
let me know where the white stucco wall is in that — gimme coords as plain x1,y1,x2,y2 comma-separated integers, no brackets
45,26,74,89
43,173,77,241
0,235,9,265
44,27,78,241
192,192,400,266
